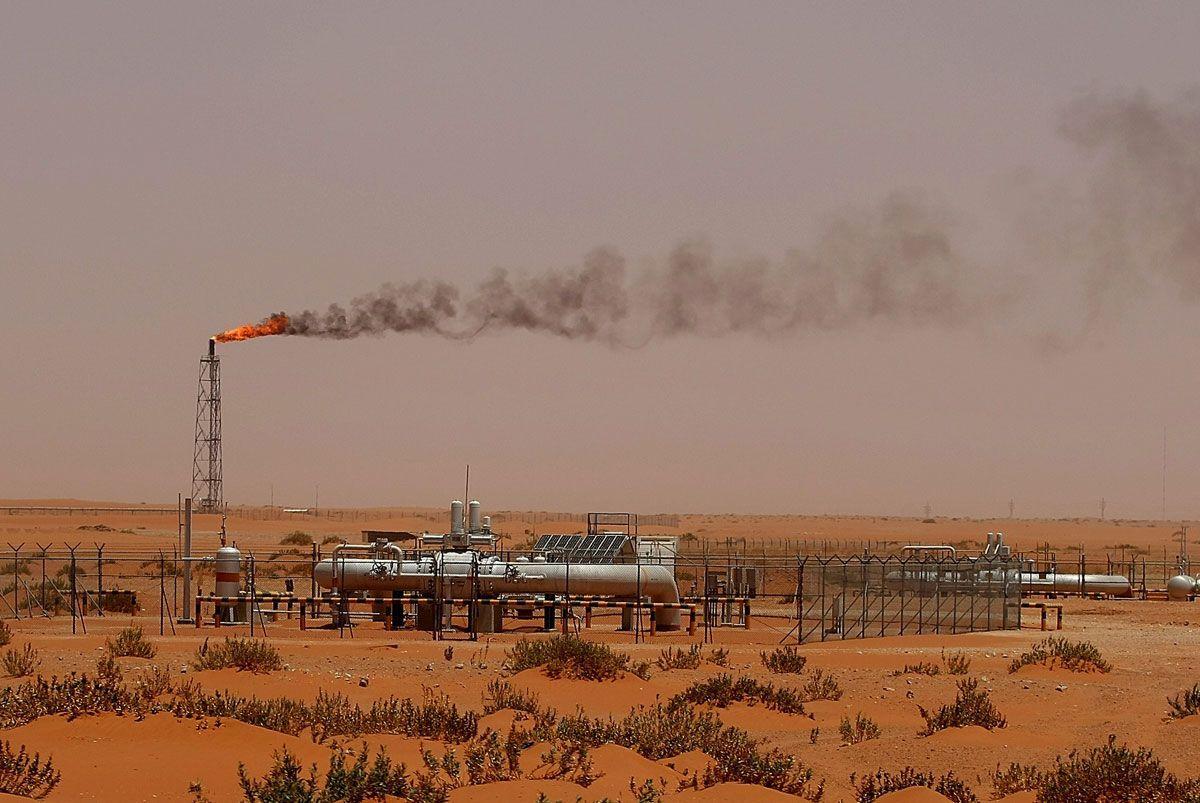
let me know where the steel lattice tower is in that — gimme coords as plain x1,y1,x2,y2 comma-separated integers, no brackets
191,339,223,512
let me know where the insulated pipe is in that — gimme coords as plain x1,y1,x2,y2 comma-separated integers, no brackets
313,553,684,629
882,568,1133,597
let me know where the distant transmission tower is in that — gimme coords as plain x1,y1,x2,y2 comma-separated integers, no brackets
191,338,223,512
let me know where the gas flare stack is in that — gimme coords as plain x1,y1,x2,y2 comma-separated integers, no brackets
191,338,223,513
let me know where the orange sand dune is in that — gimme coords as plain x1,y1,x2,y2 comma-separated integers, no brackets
8,712,330,801
666,782,807,801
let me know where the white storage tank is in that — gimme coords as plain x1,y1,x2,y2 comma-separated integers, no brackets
1167,575,1195,601
214,545,244,622
451,500,465,534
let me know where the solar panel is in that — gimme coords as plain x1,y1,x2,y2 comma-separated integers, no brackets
532,533,628,563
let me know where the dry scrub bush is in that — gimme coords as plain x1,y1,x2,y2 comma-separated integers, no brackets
671,674,806,715
839,713,881,745
918,678,1006,735
96,653,122,684
941,649,971,675
893,661,940,677
1168,684,1200,719
0,622,11,648
238,745,409,802
106,626,156,659
555,702,824,799
993,735,1200,802
656,645,701,671
2,645,38,678
279,531,313,546
801,668,843,702
193,637,283,674
505,635,646,681
483,679,544,716
852,768,977,803
707,647,729,667
760,645,807,674
0,740,60,799
1008,636,1112,674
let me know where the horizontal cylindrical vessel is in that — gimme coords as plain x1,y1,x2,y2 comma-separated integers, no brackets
883,568,1133,598
315,552,683,629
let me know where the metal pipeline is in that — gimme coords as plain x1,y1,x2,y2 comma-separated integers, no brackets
314,551,684,629
882,567,1133,597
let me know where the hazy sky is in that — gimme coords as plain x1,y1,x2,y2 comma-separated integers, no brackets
5,2,1200,518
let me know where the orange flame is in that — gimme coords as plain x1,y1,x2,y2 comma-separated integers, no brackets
214,312,290,343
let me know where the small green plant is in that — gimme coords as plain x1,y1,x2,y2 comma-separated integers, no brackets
505,635,634,681
106,626,156,659
992,735,1200,802
1008,637,1112,674
1168,683,1200,720
839,713,881,745
760,645,807,674
0,740,61,799
193,637,283,674
707,647,730,667
96,653,123,684
279,531,313,545
0,622,11,648
852,767,978,803
656,645,701,671
2,645,39,679
809,727,820,745
941,649,971,675
671,674,806,714
893,661,940,677
238,745,410,802
801,668,843,701
919,677,1006,735
482,679,545,716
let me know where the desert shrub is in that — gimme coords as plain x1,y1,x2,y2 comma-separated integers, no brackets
839,713,881,745
671,674,805,714
0,622,11,648
760,645,807,674
1008,636,1112,674
96,653,122,684
238,745,409,802
696,727,825,800
106,626,156,659
942,649,971,675
536,741,596,787
707,647,729,667
504,635,632,681
308,689,478,743
893,661,940,677
994,735,1200,803
801,668,843,701
991,762,1045,797
852,767,978,803
919,677,1006,735
280,531,313,546
320,535,345,546
0,740,60,799
554,699,823,796
482,679,544,716
1168,684,1200,719
656,645,701,671
2,645,39,679
193,638,283,674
